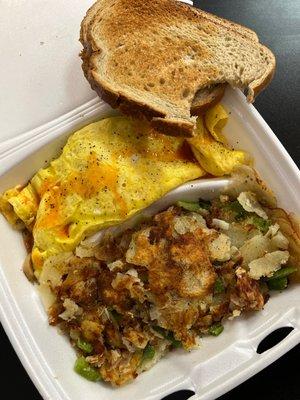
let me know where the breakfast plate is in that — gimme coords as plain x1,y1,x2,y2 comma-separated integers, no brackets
1,0,300,399
0,86,299,400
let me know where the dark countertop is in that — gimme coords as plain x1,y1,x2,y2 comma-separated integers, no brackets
1,1,299,399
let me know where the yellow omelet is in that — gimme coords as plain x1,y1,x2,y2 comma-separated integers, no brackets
2,117,205,269
0,106,250,271
188,109,249,176
204,103,228,143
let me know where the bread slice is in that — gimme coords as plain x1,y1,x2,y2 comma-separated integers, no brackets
80,0,275,136
191,84,226,116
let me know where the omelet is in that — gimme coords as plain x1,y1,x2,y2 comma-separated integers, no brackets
205,103,228,143
188,108,249,176
0,105,251,270
2,117,204,269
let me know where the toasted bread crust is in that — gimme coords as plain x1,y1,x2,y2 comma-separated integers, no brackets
251,57,276,100
151,117,194,137
92,74,166,121
191,84,227,116
80,0,275,136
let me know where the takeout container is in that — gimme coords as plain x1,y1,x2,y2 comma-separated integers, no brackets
0,86,300,400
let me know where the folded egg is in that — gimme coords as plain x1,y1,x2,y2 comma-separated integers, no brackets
188,112,248,177
3,117,205,269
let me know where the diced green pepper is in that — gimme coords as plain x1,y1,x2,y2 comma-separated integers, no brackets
208,323,224,336
214,277,225,294
170,337,182,348
166,331,182,348
267,276,288,291
142,344,155,363
225,201,248,220
198,199,211,210
77,338,93,354
267,267,297,281
152,326,166,337
109,309,123,324
152,326,182,348
226,200,243,213
176,200,202,212
235,212,248,221
74,357,100,381
251,215,271,233
176,199,211,212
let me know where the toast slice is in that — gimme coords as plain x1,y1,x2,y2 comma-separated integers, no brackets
191,84,227,116
80,0,275,136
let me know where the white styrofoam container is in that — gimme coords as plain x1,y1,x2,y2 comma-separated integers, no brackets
0,87,299,400
1,0,299,399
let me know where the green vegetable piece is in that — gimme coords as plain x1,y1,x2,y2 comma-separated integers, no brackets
169,337,182,348
153,326,182,348
165,331,182,348
109,309,122,324
176,199,211,212
152,326,166,337
198,199,211,210
235,212,247,221
77,338,93,354
142,344,155,362
267,277,288,291
268,267,297,281
74,357,100,381
251,215,271,233
208,323,224,336
227,200,244,213
226,201,248,220
214,277,225,294
176,201,202,212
